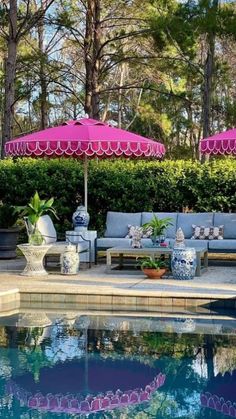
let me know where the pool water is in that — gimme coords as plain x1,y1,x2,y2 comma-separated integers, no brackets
0,312,235,418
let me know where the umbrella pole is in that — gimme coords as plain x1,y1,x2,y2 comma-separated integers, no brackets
84,156,88,211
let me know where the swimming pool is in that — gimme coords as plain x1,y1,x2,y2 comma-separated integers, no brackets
0,312,235,418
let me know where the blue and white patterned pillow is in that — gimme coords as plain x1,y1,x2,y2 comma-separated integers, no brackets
191,225,224,240
125,225,152,238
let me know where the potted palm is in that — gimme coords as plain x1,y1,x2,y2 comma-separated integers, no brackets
142,214,173,245
139,256,167,279
0,203,19,259
15,192,58,245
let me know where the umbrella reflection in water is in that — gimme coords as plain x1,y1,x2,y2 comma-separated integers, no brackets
201,369,236,417
6,314,166,415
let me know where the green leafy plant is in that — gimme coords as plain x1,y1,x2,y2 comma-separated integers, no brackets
142,214,173,242
137,256,167,270
0,203,18,229
15,191,58,245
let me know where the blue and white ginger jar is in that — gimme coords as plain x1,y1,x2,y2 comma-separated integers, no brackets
171,247,196,280
60,244,79,275
72,205,90,228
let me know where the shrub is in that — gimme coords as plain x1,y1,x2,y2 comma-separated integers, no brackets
0,203,18,228
0,157,235,234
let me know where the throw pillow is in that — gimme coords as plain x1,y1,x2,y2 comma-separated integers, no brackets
125,225,152,238
191,225,224,240
125,225,142,239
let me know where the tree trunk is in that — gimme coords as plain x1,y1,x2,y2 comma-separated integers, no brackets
201,0,218,162
204,335,215,380
118,63,125,128
202,0,218,140
84,0,93,117
1,0,17,158
73,102,77,120
38,6,48,130
84,0,101,119
91,0,101,120
202,36,215,140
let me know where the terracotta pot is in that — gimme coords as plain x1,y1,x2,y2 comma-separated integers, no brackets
142,268,166,279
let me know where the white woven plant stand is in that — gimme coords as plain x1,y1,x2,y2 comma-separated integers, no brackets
18,244,52,276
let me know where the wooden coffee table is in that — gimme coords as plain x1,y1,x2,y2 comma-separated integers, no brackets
106,246,208,277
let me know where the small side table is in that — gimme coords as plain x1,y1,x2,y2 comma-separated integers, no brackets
18,244,52,276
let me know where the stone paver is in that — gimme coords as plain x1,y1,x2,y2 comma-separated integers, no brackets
0,258,235,301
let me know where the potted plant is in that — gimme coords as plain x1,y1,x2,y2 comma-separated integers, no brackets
15,191,58,245
138,256,167,279
0,203,19,259
142,214,173,245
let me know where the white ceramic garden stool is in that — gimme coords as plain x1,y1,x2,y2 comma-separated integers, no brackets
18,244,52,276
66,229,97,263
60,244,80,275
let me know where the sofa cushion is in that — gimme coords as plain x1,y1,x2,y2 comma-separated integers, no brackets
104,212,142,238
97,237,131,248
214,213,236,239
191,225,224,240
185,239,209,249
141,212,177,238
208,240,236,251
177,213,214,239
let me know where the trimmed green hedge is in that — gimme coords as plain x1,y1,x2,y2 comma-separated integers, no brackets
0,157,236,234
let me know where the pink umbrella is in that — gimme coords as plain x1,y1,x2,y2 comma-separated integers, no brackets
4,118,165,210
200,370,236,417
200,128,236,156
6,358,166,415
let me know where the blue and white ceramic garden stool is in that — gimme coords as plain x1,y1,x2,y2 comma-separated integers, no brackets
60,244,79,275
171,247,197,280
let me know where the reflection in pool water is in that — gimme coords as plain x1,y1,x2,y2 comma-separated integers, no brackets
201,370,236,417
0,313,236,418
6,358,165,414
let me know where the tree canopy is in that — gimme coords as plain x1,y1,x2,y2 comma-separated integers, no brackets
1,0,236,158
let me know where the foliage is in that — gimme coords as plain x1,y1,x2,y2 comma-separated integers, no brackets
145,0,236,158
142,214,173,238
0,203,18,229
14,191,58,244
15,191,57,227
1,1,236,160
0,157,236,236
137,256,167,270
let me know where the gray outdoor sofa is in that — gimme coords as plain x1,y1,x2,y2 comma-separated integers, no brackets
95,211,236,262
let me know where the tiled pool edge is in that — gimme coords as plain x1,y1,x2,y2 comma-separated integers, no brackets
19,290,236,310
0,288,235,313
0,289,21,314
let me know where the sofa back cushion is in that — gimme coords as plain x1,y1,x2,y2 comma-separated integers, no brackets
141,212,177,238
214,213,236,239
177,213,214,239
104,211,142,238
